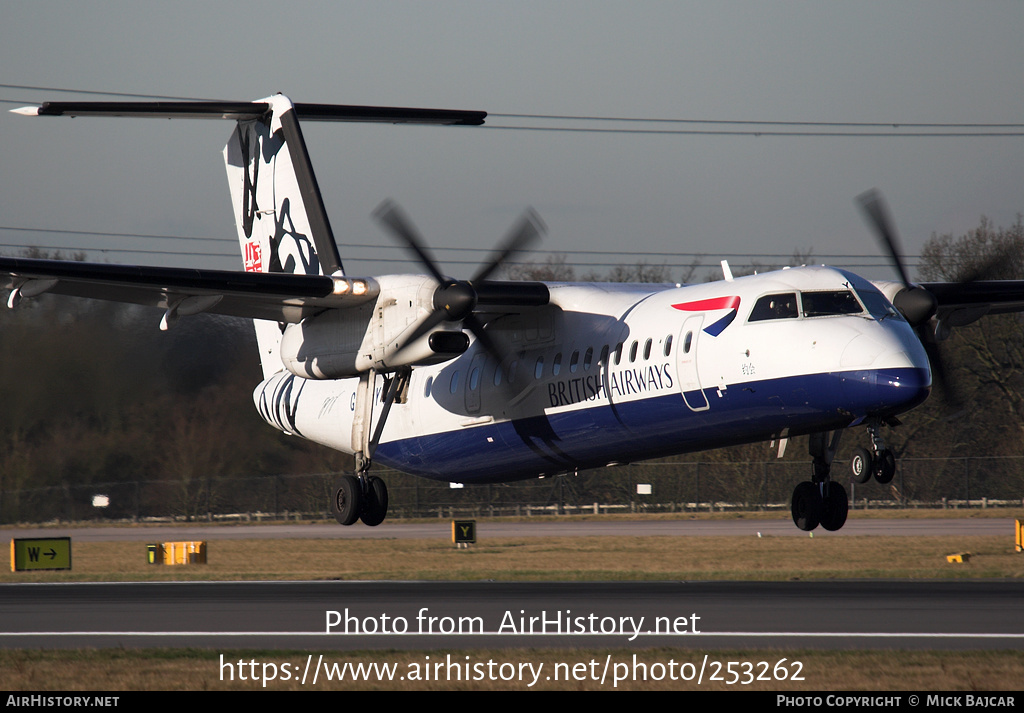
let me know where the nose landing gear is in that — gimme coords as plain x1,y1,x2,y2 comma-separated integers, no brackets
850,420,897,485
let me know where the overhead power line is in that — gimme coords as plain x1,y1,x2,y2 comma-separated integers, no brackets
490,112,1024,129
0,224,919,262
482,126,1024,138
0,225,235,243
0,83,228,102
3,84,1021,136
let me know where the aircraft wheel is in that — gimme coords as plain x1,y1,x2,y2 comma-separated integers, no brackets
359,476,389,527
331,475,362,526
790,481,822,532
850,447,873,484
820,481,848,531
873,449,896,484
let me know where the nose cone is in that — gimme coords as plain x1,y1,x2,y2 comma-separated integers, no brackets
842,362,931,416
840,323,932,417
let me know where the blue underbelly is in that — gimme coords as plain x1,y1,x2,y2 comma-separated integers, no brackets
373,367,929,482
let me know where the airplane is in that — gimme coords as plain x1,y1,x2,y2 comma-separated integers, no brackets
6,94,1024,532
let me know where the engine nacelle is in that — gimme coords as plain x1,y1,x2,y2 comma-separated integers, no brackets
280,274,469,379
871,279,937,326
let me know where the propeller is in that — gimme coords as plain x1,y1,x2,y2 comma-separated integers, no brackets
372,200,548,363
855,189,955,402
856,189,938,326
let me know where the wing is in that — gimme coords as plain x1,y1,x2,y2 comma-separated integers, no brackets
0,255,379,326
923,280,1024,315
921,280,1024,328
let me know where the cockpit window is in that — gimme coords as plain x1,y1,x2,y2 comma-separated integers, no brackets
801,290,863,318
748,293,799,322
856,286,904,322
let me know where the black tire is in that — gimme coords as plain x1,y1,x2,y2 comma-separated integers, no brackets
331,475,362,526
874,449,896,484
820,481,848,531
850,447,872,484
791,481,822,532
360,476,389,527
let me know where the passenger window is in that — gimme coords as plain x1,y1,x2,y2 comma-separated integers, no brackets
493,362,502,387
643,338,652,360
663,334,673,357
749,293,799,322
584,347,594,370
684,331,693,354
629,341,638,363
450,371,460,394
614,343,623,365
569,350,580,373
424,376,433,398
534,357,544,379
600,345,609,367
553,352,562,376
469,366,481,391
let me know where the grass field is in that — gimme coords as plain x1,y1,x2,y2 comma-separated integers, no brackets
3,532,1023,583
3,514,1023,691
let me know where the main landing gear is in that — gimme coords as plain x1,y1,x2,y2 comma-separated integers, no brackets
849,420,896,485
331,472,389,527
331,368,409,527
790,430,849,532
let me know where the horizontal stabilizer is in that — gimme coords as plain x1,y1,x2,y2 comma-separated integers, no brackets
15,101,486,125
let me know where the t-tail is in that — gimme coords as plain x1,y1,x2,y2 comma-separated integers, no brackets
13,95,486,378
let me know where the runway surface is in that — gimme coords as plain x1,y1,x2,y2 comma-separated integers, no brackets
1,515,1015,541
2,580,1022,650
3,518,1020,652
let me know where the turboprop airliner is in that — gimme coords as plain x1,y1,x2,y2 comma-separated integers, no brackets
6,95,1024,531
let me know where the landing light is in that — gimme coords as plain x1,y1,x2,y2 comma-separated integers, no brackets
331,278,372,297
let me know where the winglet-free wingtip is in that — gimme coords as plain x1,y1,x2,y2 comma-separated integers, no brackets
10,106,40,116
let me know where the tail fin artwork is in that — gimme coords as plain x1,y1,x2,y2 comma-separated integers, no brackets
223,95,345,377
224,95,344,280
218,95,486,377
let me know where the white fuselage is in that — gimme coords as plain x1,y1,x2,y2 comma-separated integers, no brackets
254,265,931,483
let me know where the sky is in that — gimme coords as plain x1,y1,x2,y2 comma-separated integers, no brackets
2,1,1023,282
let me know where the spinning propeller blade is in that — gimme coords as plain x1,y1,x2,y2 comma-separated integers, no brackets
856,189,959,403
372,201,548,364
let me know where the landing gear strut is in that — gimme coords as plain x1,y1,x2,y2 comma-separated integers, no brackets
850,420,896,485
331,368,408,527
791,430,849,532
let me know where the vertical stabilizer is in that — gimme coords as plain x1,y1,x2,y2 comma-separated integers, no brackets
223,95,344,377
